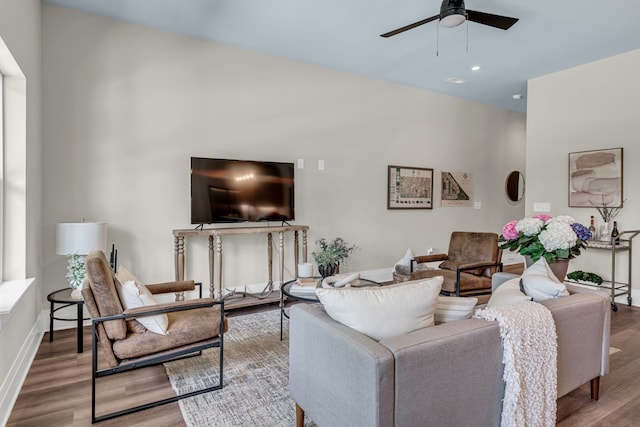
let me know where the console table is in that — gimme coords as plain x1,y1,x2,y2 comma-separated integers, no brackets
173,225,309,303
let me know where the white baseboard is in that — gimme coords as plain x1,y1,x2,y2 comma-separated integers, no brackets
0,317,44,427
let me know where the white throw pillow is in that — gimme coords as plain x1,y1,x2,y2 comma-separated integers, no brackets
521,258,570,302
435,296,478,324
315,276,443,341
487,278,532,308
119,279,169,335
394,248,415,269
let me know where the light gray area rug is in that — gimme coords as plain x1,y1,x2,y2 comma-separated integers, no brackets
164,309,314,427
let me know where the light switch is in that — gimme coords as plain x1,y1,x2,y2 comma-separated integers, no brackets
474,202,481,210
297,159,304,169
533,202,551,212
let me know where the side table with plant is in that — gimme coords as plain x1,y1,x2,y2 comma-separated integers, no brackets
312,237,358,278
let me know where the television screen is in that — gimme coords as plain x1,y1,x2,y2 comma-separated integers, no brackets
191,157,295,224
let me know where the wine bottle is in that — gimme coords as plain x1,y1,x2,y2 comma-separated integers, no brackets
588,216,596,241
611,221,620,245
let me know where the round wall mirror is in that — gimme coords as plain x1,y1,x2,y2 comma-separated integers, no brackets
505,171,525,202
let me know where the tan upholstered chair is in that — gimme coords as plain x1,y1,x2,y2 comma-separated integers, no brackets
82,250,226,423
410,231,502,296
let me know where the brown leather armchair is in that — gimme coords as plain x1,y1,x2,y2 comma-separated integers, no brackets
82,250,226,423
410,231,502,297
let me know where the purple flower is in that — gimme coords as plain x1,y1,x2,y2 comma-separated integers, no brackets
501,220,520,240
571,222,592,241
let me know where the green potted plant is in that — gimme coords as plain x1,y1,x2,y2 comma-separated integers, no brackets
312,237,358,278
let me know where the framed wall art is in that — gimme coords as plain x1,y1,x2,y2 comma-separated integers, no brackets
440,171,472,207
387,165,433,209
569,147,623,207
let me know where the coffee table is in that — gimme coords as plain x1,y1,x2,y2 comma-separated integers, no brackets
279,276,381,340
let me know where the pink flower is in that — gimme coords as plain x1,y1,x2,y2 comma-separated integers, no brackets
502,220,519,240
532,214,552,223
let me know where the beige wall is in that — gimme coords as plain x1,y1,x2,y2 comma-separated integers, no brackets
41,4,525,299
0,0,42,399
527,49,640,302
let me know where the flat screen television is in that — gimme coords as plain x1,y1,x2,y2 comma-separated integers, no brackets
191,157,295,224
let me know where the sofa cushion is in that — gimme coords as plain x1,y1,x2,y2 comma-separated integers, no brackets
487,278,532,307
315,277,443,341
120,280,169,335
112,307,224,360
522,258,570,302
435,296,478,324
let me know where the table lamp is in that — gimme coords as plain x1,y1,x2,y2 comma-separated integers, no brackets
56,222,107,298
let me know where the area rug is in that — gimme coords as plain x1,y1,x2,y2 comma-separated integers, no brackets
164,309,315,427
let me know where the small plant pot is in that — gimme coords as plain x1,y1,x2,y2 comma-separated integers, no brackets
318,264,338,278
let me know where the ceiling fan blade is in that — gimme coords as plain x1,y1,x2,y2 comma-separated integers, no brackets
466,10,519,30
380,15,439,38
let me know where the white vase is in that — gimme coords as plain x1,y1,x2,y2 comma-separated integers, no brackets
599,222,611,242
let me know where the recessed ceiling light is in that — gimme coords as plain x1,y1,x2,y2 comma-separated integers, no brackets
471,65,480,71
445,77,465,84
512,93,523,100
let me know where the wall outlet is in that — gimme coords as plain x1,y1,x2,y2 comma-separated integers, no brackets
318,160,325,170
533,202,551,212
473,202,481,210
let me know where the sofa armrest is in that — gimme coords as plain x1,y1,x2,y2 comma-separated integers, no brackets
380,319,504,427
289,304,395,427
540,293,610,396
146,280,196,294
414,253,448,264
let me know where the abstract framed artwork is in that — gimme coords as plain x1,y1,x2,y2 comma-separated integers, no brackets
568,147,623,207
387,165,433,209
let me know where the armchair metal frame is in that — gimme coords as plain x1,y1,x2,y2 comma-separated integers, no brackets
90,299,224,423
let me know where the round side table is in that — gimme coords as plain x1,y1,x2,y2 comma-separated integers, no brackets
47,288,88,353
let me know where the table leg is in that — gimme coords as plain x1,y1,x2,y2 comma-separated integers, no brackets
280,290,284,341
175,236,185,281
209,235,215,299
175,236,186,301
267,233,273,291
279,232,285,291
215,236,223,300
302,229,308,262
49,301,54,343
77,303,83,353
294,231,299,277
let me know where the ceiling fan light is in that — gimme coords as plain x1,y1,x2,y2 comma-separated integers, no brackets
440,0,467,28
440,9,466,27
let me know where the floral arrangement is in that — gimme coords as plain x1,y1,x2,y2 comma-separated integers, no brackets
312,237,358,267
499,214,592,264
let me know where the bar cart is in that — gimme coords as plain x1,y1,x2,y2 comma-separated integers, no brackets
580,230,640,311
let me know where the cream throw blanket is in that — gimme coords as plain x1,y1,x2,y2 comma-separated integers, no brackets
475,302,558,427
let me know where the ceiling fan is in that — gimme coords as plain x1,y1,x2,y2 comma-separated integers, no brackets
380,0,519,38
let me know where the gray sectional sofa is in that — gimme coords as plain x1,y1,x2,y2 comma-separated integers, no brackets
289,274,610,427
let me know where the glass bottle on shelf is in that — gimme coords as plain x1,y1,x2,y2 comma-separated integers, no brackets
611,221,620,245
588,216,596,241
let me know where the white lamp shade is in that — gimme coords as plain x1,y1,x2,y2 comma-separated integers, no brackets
56,222,107,255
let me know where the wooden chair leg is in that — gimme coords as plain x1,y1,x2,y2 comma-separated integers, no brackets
296,403,305,427
590,376,600,401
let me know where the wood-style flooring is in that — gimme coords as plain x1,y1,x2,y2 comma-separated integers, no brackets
7,301,640,426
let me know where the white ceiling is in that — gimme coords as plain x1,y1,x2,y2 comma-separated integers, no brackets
42,0,640,112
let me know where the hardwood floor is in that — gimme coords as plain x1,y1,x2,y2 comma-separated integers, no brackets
7,302,640,426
